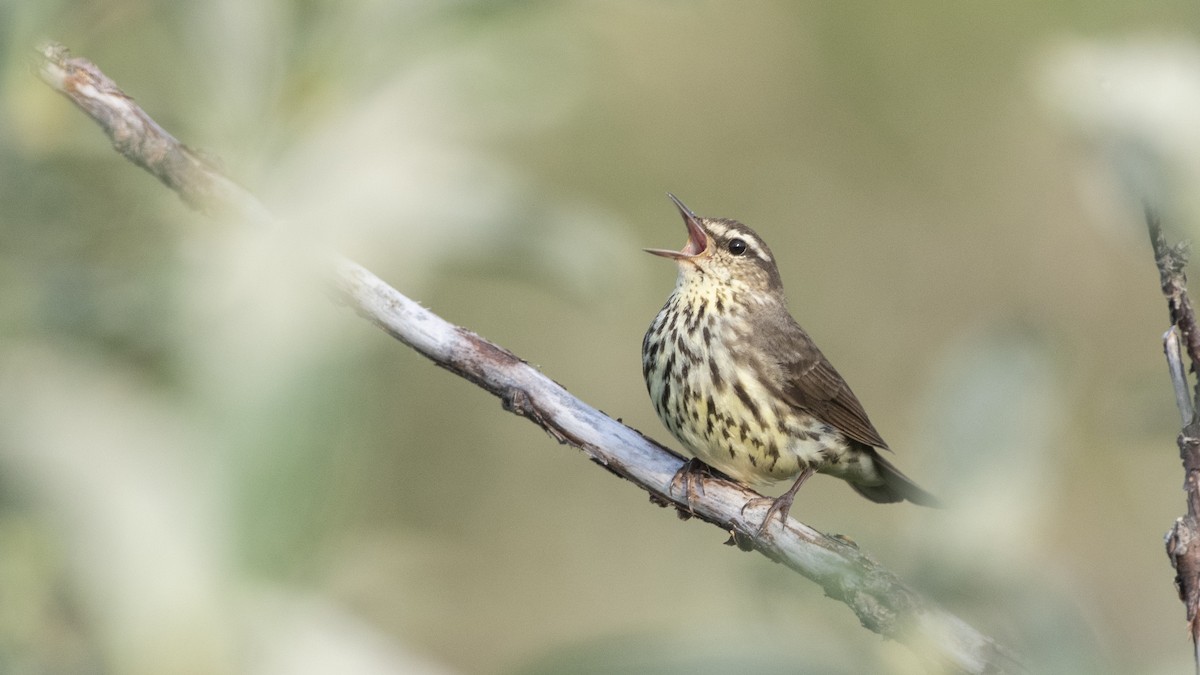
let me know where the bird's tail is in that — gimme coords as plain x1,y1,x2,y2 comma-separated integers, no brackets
850,451,942,508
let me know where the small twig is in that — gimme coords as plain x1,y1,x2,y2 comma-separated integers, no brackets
34,42,1018,674
1147,205,1200,673
1166,328,1193,426
1149,206,1200,400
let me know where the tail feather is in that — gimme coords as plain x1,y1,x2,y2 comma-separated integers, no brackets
850,451,942,508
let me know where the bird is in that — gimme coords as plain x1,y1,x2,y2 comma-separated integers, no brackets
641,194,939,535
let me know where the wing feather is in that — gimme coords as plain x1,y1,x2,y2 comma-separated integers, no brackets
750,314,890,451
783,353,890,450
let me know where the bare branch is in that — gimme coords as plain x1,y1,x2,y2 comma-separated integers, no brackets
1148,205,1200,673
1166,328,1193,426
34,42,1018,674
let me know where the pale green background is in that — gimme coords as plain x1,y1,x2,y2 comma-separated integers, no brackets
0,2,1195,673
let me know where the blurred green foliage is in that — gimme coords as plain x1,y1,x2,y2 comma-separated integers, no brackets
2,1,1198,673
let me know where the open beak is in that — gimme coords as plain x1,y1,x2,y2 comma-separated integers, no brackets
644,193,709,260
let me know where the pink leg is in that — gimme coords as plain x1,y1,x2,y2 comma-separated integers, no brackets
748,466,815,537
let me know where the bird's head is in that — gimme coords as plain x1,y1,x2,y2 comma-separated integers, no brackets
645,194,784,296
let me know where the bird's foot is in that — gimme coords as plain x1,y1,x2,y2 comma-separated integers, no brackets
668,457,714,519
748,493,797,538
742,467,815,538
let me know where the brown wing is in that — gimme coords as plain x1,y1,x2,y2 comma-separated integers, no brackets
781,351,890,450
752,314,890,451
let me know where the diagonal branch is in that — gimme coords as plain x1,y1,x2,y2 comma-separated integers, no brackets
1149,206,1200,674
34,42,1018,674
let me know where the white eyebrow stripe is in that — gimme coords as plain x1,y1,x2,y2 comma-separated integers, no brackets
737,232,772,263
704,219,773,262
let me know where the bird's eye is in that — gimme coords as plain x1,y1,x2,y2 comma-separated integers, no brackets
727,238,747,256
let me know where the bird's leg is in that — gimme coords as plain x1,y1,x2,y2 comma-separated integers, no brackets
669,457,712,516
743,466,815,537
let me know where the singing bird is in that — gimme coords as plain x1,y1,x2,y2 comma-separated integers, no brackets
642,195,939,533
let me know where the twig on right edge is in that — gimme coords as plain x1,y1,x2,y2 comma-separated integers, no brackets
1149,207,1200,397
1165,328,1193,426
1148,206,1200,674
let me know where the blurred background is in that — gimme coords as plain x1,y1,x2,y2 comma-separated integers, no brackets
1,1,1198,673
